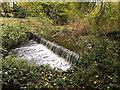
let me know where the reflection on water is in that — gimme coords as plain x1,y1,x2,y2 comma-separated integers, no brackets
45,36,81,54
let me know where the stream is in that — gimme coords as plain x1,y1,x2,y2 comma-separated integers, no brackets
12,40,71,71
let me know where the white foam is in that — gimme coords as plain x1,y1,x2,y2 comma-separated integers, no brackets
13,40,71,70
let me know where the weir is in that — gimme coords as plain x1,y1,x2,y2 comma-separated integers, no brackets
36,37,80,64
13,40,71,70
13,33,80,70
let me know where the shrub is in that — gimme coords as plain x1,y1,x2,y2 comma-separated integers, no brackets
2,54,69,89
74,38,120,89
2,22,28,50
2,3,13,17
13,4,29,18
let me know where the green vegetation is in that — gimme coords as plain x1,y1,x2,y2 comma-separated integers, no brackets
2,38,120,89
2,22,28,50
1,2,120,90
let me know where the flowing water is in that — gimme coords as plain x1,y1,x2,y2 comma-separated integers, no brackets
13,37,80,70
37,38,80,63
13,40,71,70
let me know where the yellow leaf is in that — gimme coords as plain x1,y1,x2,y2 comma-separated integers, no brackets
50,74,53,76
54,83,56,85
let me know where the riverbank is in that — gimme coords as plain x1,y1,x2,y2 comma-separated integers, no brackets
1,17,120,89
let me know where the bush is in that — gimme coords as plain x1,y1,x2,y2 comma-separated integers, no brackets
74,38,120,89
2,54,71,89
2,22,28,50
77,35,96,50
2,3,13,17
13,4,29,18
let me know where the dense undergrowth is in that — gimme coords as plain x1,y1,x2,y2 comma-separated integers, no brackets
1,18,120,90
2,38,120,89
1,2,120,90
2,22,29,50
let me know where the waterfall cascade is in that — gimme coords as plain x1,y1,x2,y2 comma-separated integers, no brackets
13,40,71,70
13,33,80,70
34,36,80,64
